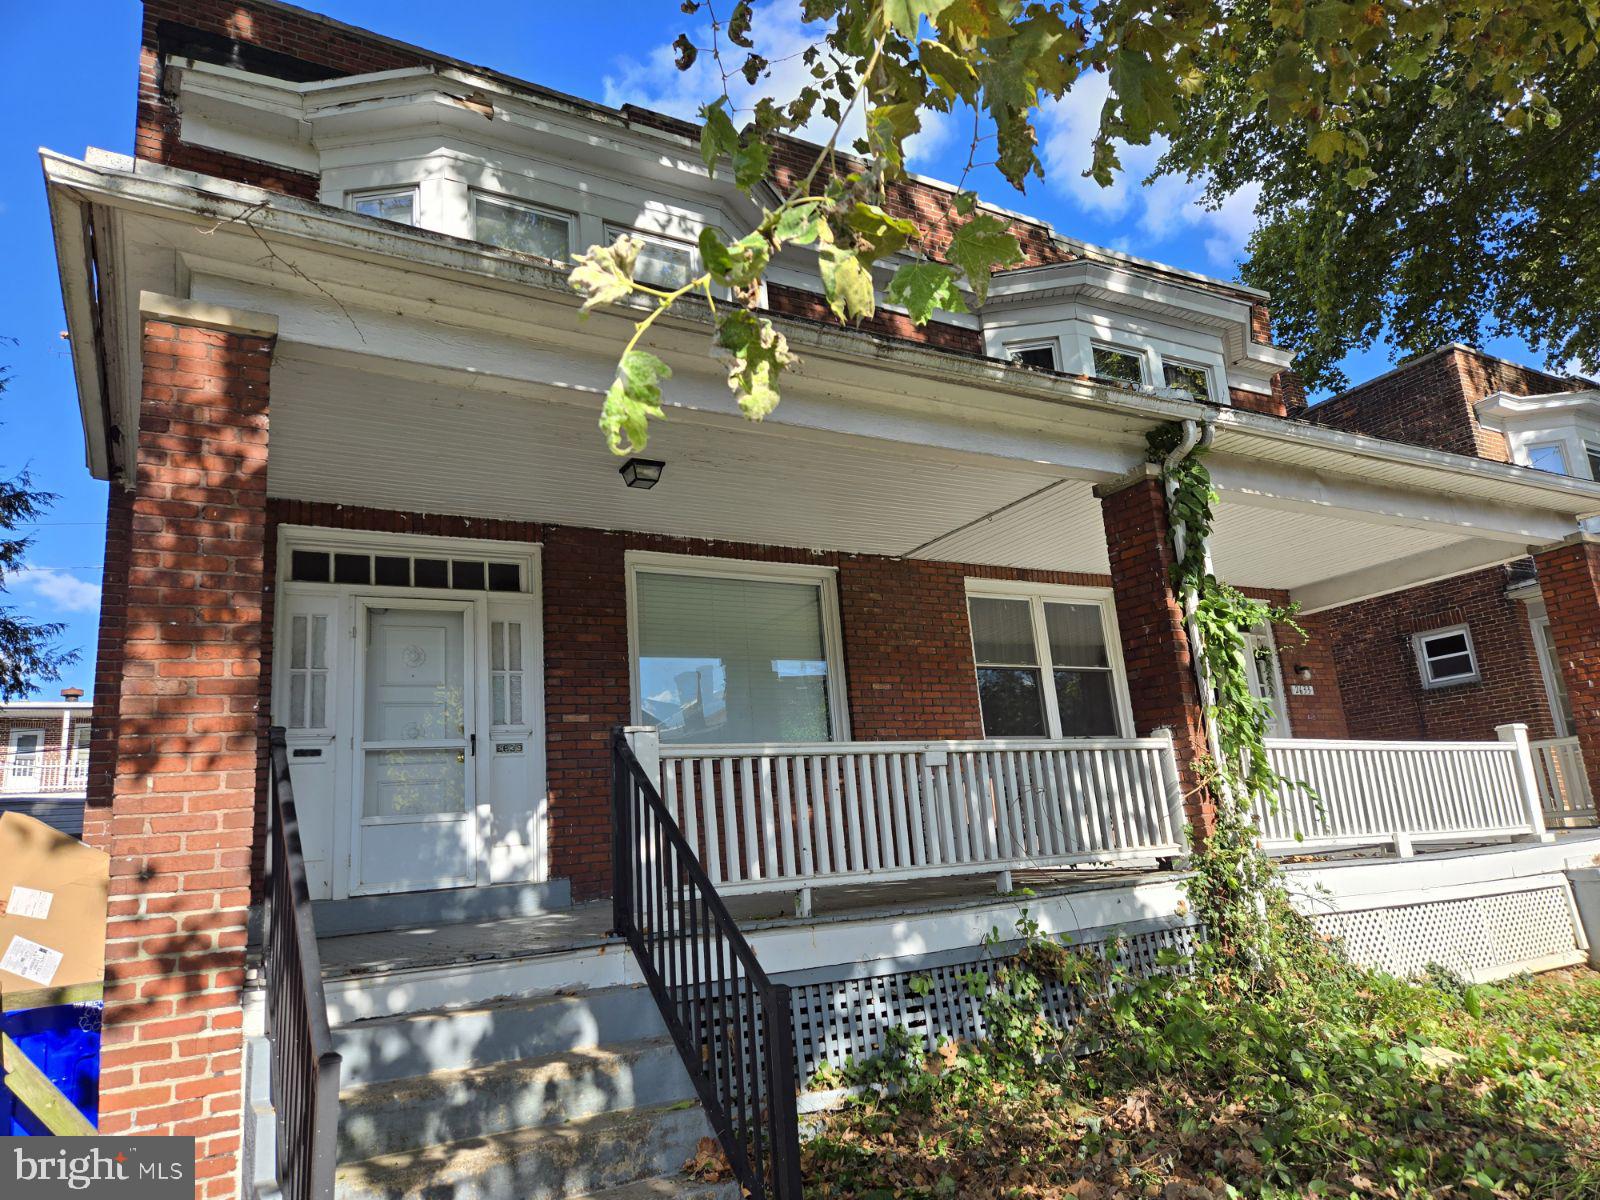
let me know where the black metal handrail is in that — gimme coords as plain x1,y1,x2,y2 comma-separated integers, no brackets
265,728,342,1200
611,730,804,1200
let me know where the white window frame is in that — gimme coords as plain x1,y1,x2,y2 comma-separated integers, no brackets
472,191,575,260
346,186,418,226
1529,613,1573,737
1585,442,1600,483
964,579,1134,739
1524,440,1571,475
624,551,851,743
1090,340,1150,386
1412,624,1481,689
603,222,698,285
5,728,44,791
1161,357,1214,403
1005,339,1059,371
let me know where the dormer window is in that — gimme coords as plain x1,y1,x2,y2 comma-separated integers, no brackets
1526,441,1570,475
1007,341,1058,371
1585,445,1600,482
349,188,416,226
1163,360,1212,403
474,193,573,263
605,224,695,290
1092,344,1146,386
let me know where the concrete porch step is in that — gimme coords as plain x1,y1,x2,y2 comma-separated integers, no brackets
336,1037,693,1162
334,1101,720,1200
334,984,667,1087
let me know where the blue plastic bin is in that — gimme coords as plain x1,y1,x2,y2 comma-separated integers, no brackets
0,1001,102,1134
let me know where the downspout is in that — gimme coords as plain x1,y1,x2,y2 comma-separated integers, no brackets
1160,418,1232,802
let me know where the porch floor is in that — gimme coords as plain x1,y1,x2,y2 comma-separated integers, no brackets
314,863,1158,981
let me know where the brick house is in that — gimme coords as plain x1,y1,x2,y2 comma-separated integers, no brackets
0,687,91,832
32,4,1600,1199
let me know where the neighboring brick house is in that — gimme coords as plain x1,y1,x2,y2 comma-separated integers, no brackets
1310,345,1585,744
32,3,1600,1198
0,688,92,833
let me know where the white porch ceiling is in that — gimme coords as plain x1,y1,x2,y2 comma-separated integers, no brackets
267,355,1115,569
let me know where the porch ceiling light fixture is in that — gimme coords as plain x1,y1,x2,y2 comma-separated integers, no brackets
620,458,666,489
1294,664,1313,681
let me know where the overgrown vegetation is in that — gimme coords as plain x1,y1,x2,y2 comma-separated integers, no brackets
803,928,1600,1198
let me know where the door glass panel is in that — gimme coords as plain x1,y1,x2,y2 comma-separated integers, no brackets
363,608,468,817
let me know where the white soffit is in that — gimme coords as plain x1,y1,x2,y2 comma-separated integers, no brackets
907,480,1110,574
1208,501,1474,591
266,355,1076,560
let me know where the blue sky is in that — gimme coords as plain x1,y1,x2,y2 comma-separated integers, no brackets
0,0,1546,698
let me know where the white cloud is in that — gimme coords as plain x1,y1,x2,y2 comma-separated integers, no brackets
602,1,954,169
1037,81,1259,271
13,568,101,614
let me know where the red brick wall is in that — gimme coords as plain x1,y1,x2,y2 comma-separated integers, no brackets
1533,537,1600,798
1314,566,1555,742
136,0,426,191
1275,611,1350,738
1310,345,1568,461
90,316,272,1196
764,282,984,355
1229,387,1286,418
1097,472,1213,835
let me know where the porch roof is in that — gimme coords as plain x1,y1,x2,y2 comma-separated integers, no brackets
43,150,1600,611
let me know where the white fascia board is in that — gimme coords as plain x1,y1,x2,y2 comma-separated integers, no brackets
1475,389,1600,429
45,149,1600,532
40,158,110,479
1211,405,1600,519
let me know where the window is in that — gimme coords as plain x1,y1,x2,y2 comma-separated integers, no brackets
604,224,696,290
1586,444,1600,483
289,549,523,592
967,587,1125,738
1163,360,1212,402
631,557,844,745
1526,442,1570,475
474,194,573,261
349,188,416,226
1007,342,1058,371
1533,616,1574,736
491,619,527,727
1412,625,1480,688
1092,344,1146,386
286,610,331,731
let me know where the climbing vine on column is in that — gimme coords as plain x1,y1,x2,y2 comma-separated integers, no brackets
1148,422,1308,974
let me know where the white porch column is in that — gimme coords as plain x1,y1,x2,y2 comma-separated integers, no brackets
1498,723,1556,843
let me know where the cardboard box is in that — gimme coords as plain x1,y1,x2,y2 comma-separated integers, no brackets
0,813,110,1011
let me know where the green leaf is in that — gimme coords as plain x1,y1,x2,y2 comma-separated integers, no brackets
818,244,877,322
884,0,955,38
1344,165,1377,189
598,350,671,455
731,138,771,190
715,309,795,419
886,261,966,324
698,99,739,177
772,200,826,247
919,38,978,103
568,234,641,313
845,201,918,260
946,212,1022,305
698,228,769,289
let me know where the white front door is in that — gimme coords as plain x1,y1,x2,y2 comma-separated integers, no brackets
1244,629,1292,739
5,731,43,792
354,600,478,894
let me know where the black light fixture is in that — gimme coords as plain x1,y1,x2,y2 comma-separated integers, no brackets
1294,664,1313,681
620,457,666,489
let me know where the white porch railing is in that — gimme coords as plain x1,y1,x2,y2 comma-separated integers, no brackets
0,749,88,796
640,734,1187,897
1531,736,1596,826
1257,725,1550,855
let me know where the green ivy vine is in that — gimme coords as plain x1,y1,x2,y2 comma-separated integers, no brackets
1148,422,1310,975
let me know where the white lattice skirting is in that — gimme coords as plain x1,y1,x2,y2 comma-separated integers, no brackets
1307,884,1585,982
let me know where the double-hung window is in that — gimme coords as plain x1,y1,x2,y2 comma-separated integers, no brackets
1412,624,1480,688
1007,341,1058,371
1091,343,1146,386
349,187,417,226
967,585,1127,738
1162,360,1212,402
474,193,574,262
1525,441,1570,475
630,555,845,745
604,223,696,290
